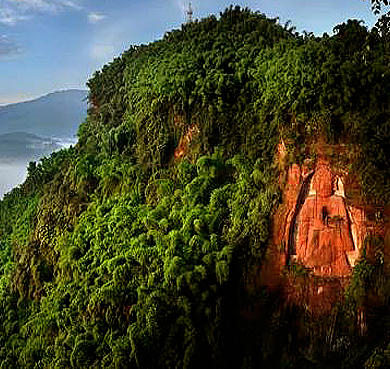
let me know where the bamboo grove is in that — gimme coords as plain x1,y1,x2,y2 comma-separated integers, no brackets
1,6,390,368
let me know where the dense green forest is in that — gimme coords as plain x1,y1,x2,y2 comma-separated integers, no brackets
1,6,390,368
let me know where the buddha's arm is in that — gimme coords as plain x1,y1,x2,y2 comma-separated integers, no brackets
336,198,355,251
296,203,311,258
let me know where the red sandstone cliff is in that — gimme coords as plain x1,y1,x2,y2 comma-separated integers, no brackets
269,142,389,314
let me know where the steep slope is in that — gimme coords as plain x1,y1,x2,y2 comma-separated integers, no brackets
0,7,390,369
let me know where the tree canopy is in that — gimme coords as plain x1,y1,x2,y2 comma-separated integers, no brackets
0,6,389,368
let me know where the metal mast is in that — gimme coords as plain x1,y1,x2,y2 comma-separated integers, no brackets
186,2,193,23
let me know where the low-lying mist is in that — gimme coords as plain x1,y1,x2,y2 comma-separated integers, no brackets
0,161,29,197
0,135,76,198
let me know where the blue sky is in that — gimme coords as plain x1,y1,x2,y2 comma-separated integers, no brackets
0,0,384,104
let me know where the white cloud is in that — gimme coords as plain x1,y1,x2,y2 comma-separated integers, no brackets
0,35,21,58
60,0,82,11
9,0,51,11
8,0,82,11
0,8,30,25
88,12,105,24
0,0,82,25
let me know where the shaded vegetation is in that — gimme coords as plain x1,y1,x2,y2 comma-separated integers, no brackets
0,6,390,368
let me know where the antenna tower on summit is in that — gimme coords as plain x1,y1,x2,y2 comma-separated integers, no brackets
186,2,193,23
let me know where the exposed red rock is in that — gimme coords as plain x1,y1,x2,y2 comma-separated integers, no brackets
268,143,382,314
295,158,355,277
284,274,350,316
275,154,368,278
174,124,199,160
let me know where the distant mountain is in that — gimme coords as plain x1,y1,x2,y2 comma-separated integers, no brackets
0,89,88,138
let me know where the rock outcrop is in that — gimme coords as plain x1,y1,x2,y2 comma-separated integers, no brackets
294,158,356,276
277,155,366,277
269,143,381,314
174,124,199,160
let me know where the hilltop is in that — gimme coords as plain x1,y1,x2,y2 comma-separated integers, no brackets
0,6,389,368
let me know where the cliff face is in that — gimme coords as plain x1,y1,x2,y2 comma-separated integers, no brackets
271,142,390,314
279,158,363,276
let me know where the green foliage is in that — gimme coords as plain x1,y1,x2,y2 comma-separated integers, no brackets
0,6,390,369
0,149,278,367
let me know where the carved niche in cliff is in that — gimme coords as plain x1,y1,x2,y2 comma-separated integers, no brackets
281,158,366,277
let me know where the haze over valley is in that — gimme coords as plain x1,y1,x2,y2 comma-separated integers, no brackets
0,89,87,196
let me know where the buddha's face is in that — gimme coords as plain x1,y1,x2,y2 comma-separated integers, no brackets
289,164,301,186
312,164,333,198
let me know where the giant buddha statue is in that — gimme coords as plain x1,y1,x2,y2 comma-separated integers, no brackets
295,158,355,276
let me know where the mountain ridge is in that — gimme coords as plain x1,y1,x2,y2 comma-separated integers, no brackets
0,89,88,138
0,89,87,108
0,7,389,369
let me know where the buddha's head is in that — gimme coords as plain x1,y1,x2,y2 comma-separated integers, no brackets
312,159,333,198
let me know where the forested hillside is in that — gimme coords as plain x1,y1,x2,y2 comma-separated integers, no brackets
1,6,390,368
